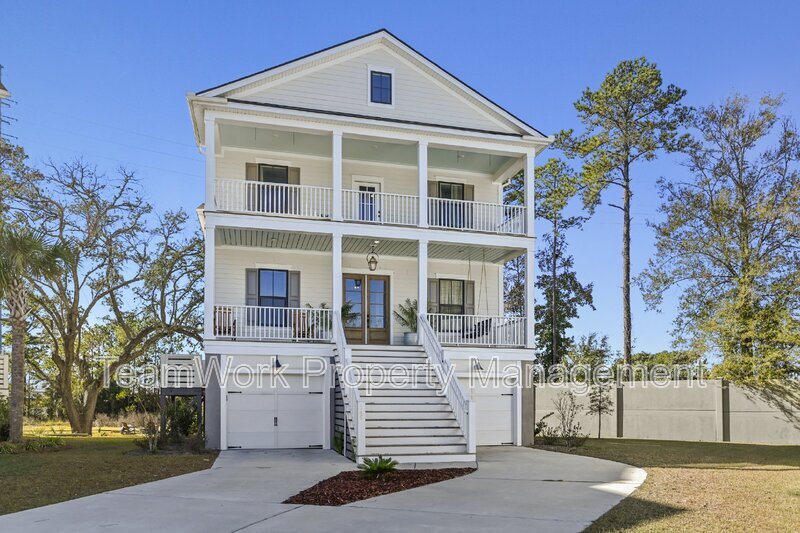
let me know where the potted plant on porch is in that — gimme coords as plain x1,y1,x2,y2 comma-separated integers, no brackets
393,298,418,345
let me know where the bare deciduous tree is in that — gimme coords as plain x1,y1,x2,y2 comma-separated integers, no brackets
16,161,203,434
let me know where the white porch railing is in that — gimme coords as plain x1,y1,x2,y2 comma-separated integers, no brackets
213,305,332,342
419,314,476,454
333,311,365,460
428,198,527,235
215,178,333,219
342,189,418,226
427,314,527,347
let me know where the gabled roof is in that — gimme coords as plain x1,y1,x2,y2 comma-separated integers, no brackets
196,29,546,139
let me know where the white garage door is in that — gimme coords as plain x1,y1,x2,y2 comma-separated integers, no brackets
460,378,515,446
227,375,324,449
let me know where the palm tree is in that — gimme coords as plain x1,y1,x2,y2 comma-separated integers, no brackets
0,225,66,443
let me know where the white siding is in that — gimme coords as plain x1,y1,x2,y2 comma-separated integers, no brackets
242,47,515,134
214,247,502,345
216,149,502,203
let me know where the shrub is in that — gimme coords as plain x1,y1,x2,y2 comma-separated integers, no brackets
0,437,64,454
135,411,160,453
181,434,207,454
358,455,399,479
535,391,588,448
163,398,200,445
333,431,344,455
534,412,554,437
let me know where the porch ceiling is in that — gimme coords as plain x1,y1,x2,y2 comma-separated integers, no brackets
216,228,331,251
218,123,514,175
216,228,522,264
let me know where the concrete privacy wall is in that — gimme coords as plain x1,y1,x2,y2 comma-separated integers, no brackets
531,380,800,446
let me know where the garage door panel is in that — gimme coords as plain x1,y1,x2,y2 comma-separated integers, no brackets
276,429,322,448
277,394,322,414
226,376,325,450
459,377,514,445
228,430,276,449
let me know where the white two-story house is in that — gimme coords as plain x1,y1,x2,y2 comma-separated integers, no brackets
188,29,550,463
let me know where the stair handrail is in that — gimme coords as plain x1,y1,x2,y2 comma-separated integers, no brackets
333,311,365,458
418,313,476,454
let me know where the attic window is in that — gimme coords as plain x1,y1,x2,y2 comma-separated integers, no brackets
369,68,393,105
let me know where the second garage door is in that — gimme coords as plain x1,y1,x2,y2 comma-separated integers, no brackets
226,375,324,449
460,378,515,446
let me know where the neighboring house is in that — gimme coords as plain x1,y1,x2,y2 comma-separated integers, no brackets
188,29,551,463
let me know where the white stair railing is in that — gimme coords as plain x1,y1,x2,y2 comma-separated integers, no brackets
215,178,333,219
213,305,332,342
427,313,527,347
342,190,418,226
418,314,476,454
428,197,527,235
333,311,365,460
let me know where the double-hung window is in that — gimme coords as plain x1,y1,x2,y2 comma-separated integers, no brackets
259,269,289,326
369,70,392,105
259,269,288,307
439,279,465,315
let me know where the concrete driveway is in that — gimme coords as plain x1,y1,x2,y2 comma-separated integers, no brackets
0,447,645,533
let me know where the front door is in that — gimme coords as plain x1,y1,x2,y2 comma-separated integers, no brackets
258,164,291,213
355,182,380,222
343,274,390,345
438,181,465,228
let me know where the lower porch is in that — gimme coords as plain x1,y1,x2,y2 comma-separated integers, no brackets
207,228,533,348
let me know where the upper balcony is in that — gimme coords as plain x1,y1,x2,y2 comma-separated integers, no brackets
205,121,533,238
214,178,527,235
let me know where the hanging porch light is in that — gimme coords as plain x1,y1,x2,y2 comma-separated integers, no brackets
366,241,380,271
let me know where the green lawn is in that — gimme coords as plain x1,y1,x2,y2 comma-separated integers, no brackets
0,436,217,516
537,439,800,532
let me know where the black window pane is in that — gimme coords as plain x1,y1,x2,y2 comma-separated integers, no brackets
259,165,289,184
370,72,392,104
259,269,288,304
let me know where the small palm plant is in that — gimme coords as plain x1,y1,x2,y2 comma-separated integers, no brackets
393,299,418,345
358,455,399,479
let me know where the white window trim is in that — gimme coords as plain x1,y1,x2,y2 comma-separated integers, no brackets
255,157,292,167
433,174,469,184
435,273,469,280
254,263,294,271
367,65,395,109
351,174,384,191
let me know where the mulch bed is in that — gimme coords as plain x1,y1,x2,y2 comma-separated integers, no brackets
283,467,476,506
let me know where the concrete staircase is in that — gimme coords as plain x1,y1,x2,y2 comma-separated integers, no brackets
351,345,476,464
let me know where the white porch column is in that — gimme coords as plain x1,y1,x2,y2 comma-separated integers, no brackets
524,151,535,237
524,245,535,349
332,233,343,311
219,355,228,450
418,238,428,315
204,117,216,210
332,130,343,221
204,223,216,339
418,140,429,228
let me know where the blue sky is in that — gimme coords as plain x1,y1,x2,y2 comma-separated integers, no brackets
2,0,799,355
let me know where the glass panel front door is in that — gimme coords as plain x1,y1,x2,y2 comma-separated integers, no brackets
343,274,390,345
357,184,380,222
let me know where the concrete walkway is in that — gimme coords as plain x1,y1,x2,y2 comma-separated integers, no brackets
0,447,646,533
